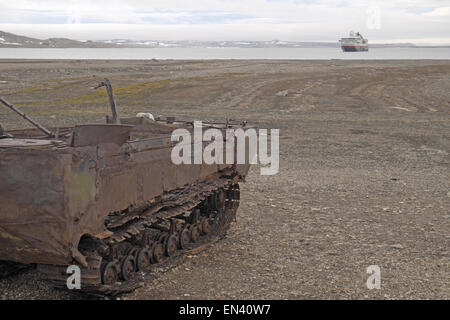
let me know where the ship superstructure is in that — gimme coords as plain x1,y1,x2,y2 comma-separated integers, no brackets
339,31,368,52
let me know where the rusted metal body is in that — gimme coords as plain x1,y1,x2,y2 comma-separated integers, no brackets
0,82,252,294
0,119,250,267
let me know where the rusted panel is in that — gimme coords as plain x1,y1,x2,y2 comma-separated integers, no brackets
0,117,253,268
176,164,201,187
66,155,98,230
0,148,72,264
125,136,173,152
132,148,166,201
71,124,133,147
0,138,55,148
97,167,139,213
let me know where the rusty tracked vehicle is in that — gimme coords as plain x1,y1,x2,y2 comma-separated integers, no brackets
0,80,251,295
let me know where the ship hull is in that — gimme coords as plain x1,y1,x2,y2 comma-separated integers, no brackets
341,45,369,52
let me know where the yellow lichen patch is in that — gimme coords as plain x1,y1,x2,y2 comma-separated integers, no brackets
23,107,109,116
6,74,233,111
35,76,211,106
12,76,101,95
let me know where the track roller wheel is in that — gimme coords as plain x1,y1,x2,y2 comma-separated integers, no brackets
101,262,118,285
158,233,169,244
165,234,178,257
178,227,191,249
200,217,212,234
126,247,139,258
146,241,155,260
120,255,135,281
151,242,164,263
136,248,151,271
211,189,226,212
190,224,201,243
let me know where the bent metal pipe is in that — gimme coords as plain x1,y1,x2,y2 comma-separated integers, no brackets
0,97,54,138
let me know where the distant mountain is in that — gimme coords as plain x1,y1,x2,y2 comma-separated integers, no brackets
0,32,343,48
0,30,446,49
0,30,41,47
98,39,343,48
0,31,118,48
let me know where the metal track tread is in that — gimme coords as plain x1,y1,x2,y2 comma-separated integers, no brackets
36,180,241,297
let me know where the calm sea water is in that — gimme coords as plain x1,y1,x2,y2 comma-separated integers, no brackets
0,47,449,60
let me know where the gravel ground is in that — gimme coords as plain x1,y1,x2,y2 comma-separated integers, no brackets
0,59,448,299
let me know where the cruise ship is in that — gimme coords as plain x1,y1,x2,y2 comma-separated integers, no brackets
339,31,369,52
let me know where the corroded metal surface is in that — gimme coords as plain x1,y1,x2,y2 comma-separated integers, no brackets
0,122,249,263
0,82,251,294
0,138,58,148
70,124,133,147
0,104,251,294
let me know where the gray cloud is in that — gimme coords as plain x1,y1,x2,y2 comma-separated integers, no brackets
0,0,449,43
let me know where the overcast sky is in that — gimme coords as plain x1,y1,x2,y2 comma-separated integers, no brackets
0,0,449,44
